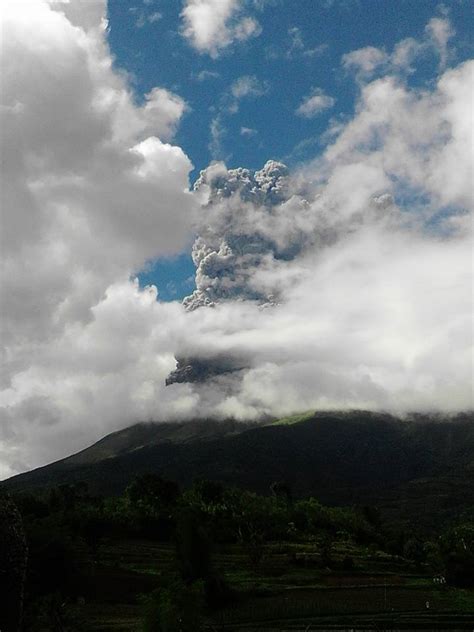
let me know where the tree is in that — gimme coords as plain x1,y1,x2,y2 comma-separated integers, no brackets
125,474,180,539
403,538,425,564
0,493,28,632
142,578,204,632
270,480,292,506
126,474,180,508
175,508,212,583
439,523,474,587
191,479,224,507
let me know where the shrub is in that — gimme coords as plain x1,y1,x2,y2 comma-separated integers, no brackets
142,577,204,632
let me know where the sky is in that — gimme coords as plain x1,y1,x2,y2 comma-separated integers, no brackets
107,0,474,299
0,0,473,478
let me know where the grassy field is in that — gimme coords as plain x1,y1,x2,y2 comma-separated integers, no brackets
74,537,474,631
268,411,316,426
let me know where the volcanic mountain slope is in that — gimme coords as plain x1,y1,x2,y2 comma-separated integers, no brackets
3,411,474,525
2,418,256,491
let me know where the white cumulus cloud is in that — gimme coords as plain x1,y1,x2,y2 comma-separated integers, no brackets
181,0,261,58
231,75,268,99
296,88,335,118
342,16,456,79
0,0,197,477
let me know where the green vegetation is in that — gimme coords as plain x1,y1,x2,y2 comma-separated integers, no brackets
6,413,474,532
2,413,474,629
5,474,474,631
269,410,316,426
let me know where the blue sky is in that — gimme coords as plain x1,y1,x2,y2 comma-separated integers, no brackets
106,0,473,299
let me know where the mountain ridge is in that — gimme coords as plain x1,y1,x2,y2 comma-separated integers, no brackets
3,410,474,526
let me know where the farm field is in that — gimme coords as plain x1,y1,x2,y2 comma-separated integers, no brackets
73,538,474,630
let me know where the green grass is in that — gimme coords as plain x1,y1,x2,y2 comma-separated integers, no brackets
81,604,143,631
449,588,474,611
269,411,315,426
61,537,474,630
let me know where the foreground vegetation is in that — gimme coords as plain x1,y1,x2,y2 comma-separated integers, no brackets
4,473,474,631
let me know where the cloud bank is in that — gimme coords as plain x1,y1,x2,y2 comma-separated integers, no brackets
0,0,196,476
0,4,472,478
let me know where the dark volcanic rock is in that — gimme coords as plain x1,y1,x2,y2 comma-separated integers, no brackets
165,355,248,385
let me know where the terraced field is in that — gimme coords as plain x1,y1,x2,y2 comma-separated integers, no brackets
77,538,474,631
